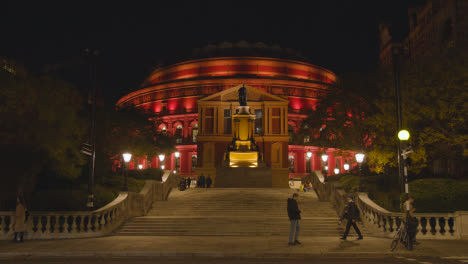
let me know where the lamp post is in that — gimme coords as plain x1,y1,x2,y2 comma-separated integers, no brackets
306,151,312,173
399,129,413,249
321,153,328,183
175,151,180,173
159,154,165,170
84,48,99,210
344,162,350,171
122,153,132,191
356,153,365,192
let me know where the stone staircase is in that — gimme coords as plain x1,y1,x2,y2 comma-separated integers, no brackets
116,188,361,237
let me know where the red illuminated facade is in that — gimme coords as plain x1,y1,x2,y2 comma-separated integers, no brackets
117,56,355,179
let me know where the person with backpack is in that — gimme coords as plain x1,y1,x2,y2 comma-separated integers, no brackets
340,194,363,240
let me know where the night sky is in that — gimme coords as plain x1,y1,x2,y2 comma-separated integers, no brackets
2,1,417,103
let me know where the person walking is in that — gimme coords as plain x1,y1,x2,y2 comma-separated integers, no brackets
287,193,301,246
14,196,27,243
185,177,191,189
206,175,212,188
340,194,363,240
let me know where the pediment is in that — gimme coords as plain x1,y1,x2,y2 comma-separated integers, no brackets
200,84,288,103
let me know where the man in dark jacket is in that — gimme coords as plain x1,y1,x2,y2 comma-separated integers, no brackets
206,175,212,188
340,195,363,240
287,193,301,245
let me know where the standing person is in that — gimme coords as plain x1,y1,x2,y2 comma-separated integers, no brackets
200,174,206,188
403,196,418,249
14,196,27,243
185,177,191,189
287,193,301,246
206,175,212,188
340,195,363,240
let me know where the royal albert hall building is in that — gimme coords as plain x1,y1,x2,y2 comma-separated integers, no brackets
117,52,356,184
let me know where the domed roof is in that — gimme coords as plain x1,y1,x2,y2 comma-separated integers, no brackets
153,41,311,68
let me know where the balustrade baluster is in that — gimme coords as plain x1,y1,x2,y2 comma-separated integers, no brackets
79,215,85,232
63,215,70,233
0,216,5,234
45,216,52,234
71,215,77,233
100,213,106,228
416,216,423,238
92,215,98,231
54,216,59,233
7,216,14,236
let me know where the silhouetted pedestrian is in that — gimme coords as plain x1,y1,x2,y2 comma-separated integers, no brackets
186,177,191,189
206,175,212,188
287,193,301,246
14,196,27,242
198,174,205,188
340,195,363,240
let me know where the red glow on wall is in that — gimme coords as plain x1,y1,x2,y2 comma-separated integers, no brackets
288,97,317,111
183,97,197,109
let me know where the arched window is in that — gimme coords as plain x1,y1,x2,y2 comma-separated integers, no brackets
175,124,183,143
192,123,198,143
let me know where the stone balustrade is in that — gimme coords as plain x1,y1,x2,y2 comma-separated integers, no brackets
0,171,179,240
357,193,468,240
306,171,348,215
308,171,468,240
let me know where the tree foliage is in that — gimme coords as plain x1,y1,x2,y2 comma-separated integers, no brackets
0,68,87,195
97,106,175,170
369,47,468,175
300,72,375,156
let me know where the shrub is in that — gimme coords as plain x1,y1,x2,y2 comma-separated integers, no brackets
339,174,360,193
30,189,89,211
128,168,163,181
402,178,468,213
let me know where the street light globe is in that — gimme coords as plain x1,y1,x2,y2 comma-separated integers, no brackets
307,151,312,158
122,153,132,163
334,168,340,174
173,170,176,174
325,166,329,171
344,163,350,171
398,130,410,141
158,154,165,162
321,154,328,162
356,153,365,163
161,165,165,170
138,164,143,170
174,152,180,158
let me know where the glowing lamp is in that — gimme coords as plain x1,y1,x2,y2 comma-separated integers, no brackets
325,166,328,171
321,154,328,162
344,163,350,171
174,152,180,158
398,130,410,141
307,151,312,158
122,153,132,163
158,154,165,162
161,165,165,170
173,170,176,174
356,153,365,163
334,168,340,174
138,164,143,170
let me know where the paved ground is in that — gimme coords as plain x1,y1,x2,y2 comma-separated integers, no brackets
0,256,466,264
1,236,468,260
